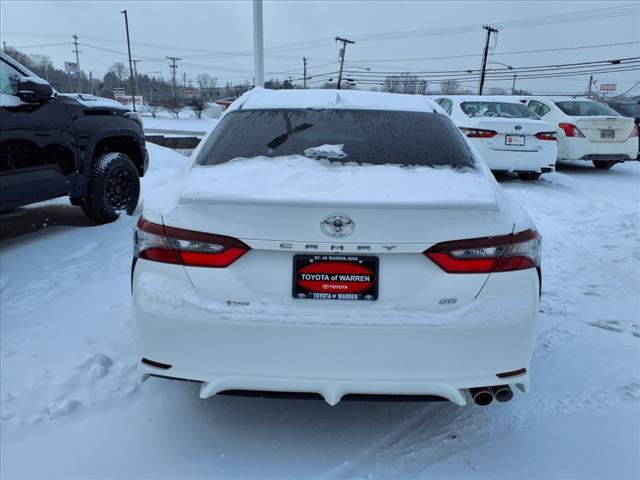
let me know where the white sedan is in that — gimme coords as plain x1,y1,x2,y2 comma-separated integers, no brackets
521,96,639,169
132,88,541,407
433,95,558,180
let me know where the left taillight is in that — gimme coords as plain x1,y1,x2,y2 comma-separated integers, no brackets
424,229,541,274
134,217,250,268
459,127,498,138
629,124,639,138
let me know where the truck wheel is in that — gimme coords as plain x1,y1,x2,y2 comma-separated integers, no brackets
593,160,615,170
81,152,140,224
518,172,541,181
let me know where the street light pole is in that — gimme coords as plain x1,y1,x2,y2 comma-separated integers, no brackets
121,10,136,111
253,0,264,88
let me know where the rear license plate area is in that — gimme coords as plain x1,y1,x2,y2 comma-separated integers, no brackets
293,255,378,301
505,134,525,146
600,129,615,139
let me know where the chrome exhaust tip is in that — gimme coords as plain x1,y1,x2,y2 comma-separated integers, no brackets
469,387,494,406
491,384,514,403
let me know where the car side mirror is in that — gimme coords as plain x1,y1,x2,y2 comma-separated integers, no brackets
17,76,53,104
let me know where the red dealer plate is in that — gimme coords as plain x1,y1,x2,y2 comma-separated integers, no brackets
293,255,379,301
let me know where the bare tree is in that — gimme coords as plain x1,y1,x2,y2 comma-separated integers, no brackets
147,102,162,118
29,54,53,79
109,62,126,83
161,98,185,119
383,73,425,95
489,87,507,95
187,96,205,119
439,80,462,95
197,73,217,89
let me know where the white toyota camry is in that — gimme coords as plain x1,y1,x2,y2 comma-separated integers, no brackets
432,95,558,180
132,89,541,407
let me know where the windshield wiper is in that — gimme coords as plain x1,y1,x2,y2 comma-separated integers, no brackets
267,111,313,150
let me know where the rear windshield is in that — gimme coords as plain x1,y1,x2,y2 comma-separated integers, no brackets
460,101,538,119
196,108,476,169
555,101,620,117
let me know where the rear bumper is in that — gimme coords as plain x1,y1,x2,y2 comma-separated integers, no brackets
558,137,638,161
470,140,556,173
133,263,539,405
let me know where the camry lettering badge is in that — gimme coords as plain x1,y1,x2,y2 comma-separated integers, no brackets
321,215,355,237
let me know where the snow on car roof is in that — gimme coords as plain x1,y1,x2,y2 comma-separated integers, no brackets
227,87,445,114
431,95,529,103
520,96,596,103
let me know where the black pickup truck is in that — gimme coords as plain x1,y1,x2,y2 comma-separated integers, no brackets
0,52,148,223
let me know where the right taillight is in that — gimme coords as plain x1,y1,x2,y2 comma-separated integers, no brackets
535,131,557,141
424,229,541,274
459,127,498,138
134,217,250,268
558,123,585,138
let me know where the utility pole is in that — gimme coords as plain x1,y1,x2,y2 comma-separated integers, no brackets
303,57,308,89
167,56,181,101
478,25,498,95
2,41,7,53
72,34,81,93
183,72,187,88
89,71,92,95
511,73,517,94
587,75,594,97
253,0,264,88
121,10,137,112
335,36,355,90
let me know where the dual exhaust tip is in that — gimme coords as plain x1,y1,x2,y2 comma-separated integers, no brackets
469,385,514,406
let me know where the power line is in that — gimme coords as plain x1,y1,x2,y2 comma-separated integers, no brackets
612,80,640,98
342,57,640,76
345,40,640,65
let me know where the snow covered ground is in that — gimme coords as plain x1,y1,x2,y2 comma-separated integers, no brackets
1,144,639,479
142,111,219,137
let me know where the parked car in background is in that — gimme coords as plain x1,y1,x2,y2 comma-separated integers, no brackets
133,88,541,408
602,100,640,156
0,51,148,222
521,96,638,169
432,95,557,180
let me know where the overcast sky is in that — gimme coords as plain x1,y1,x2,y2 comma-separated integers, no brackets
1,0,639,94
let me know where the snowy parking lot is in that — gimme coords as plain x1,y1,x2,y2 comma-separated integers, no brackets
1,144,639,479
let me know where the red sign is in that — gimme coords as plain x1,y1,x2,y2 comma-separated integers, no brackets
296,261,375,294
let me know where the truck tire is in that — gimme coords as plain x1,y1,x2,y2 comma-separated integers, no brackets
81,152,140,224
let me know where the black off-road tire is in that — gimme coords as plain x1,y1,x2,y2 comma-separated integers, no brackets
518,172,541,181
81,152,140,224
593,160,615,170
